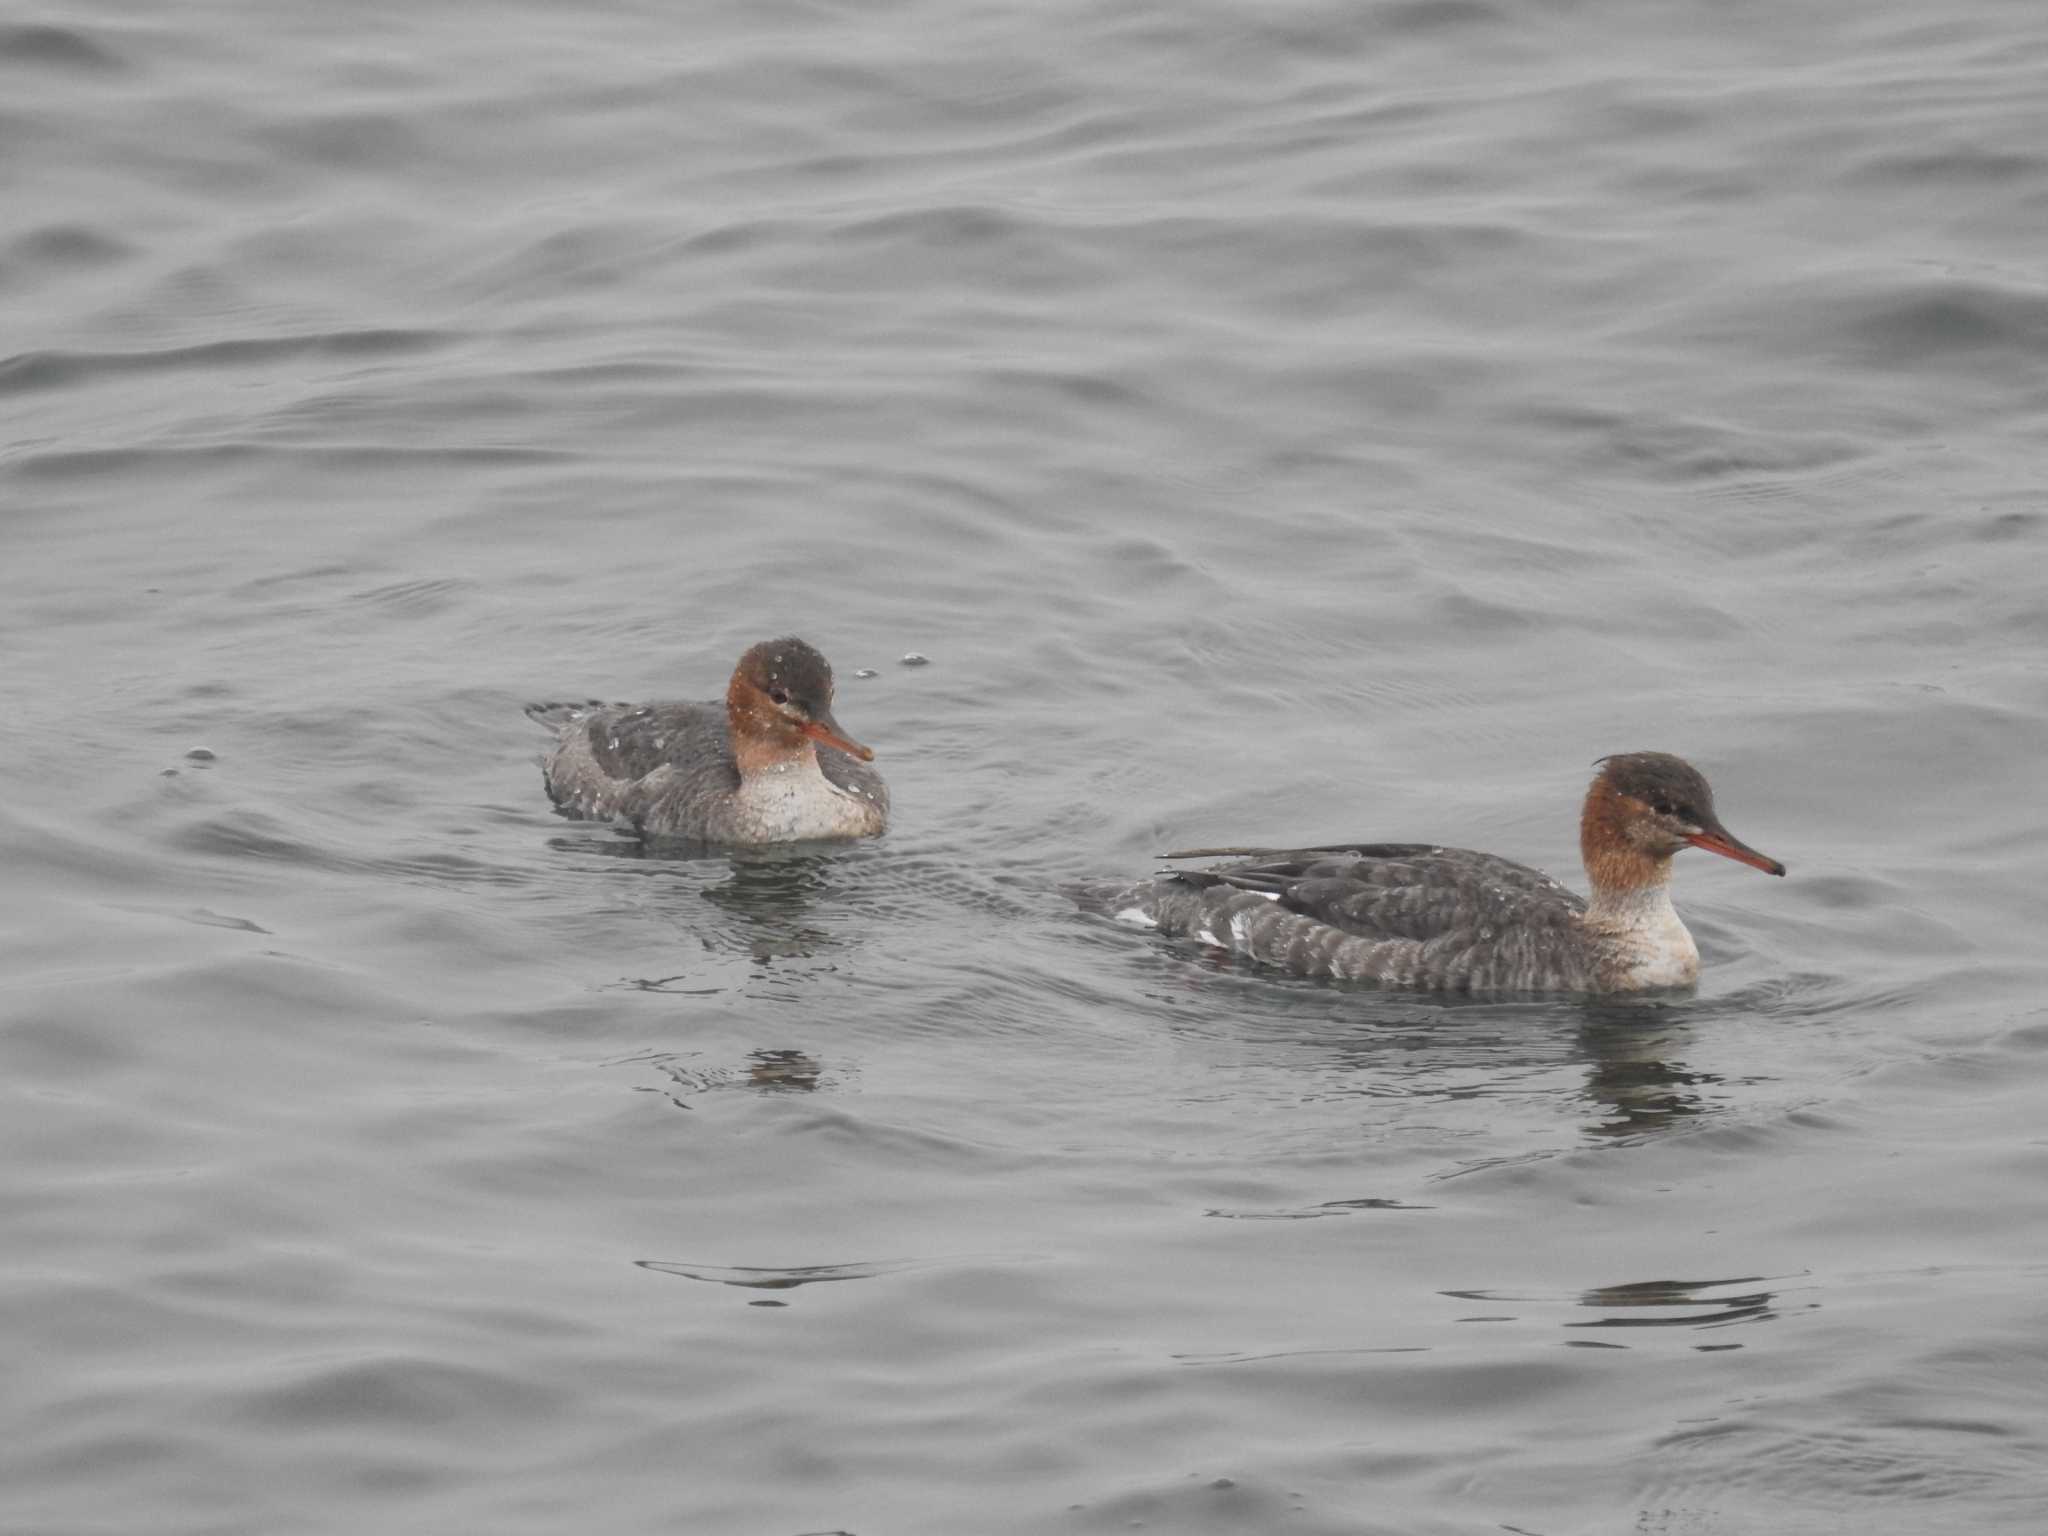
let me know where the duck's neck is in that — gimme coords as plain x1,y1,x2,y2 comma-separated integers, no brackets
732,725,817,781
1580,795,1677,929
1583,857,1678,929
1577,782,1699,985
1580,837,1698,987
726,681,815,781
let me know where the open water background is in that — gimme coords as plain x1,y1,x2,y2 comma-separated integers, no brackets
5,2,2048,1532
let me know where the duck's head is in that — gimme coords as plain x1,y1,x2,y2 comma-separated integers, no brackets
725,637,875,763
1582,751,1784,884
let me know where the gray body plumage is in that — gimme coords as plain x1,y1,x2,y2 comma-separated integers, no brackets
1081,843,1632,994
526,697,888,843
1077,752,1783,996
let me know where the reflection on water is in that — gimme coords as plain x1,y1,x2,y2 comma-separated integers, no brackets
1444,1273,1809,1345
1574,1004,1719,1140
700,846,846,963
547,833,859,963
635,1256,933,1289
746,1048,823,1091
623,1047,828,1107
701,846,846,917
1205,1196,1436,1219
1572,1276,1780,1330
1154,953,1743,1150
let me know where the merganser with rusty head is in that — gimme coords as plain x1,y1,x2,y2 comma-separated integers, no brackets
526,637,887,843
1076,752,1783,994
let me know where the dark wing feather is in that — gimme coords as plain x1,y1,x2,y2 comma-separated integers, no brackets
1161,842,1442,861
533,698,739,824
583,701,732,785
1173,844,1585,945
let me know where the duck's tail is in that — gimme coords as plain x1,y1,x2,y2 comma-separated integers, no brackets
1062,878,1161,923
523,699,607,731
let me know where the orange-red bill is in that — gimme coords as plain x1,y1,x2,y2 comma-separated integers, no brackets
1685,827,1785,876
801,716,875,762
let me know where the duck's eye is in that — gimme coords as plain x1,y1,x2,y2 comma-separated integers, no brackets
769,688,789,706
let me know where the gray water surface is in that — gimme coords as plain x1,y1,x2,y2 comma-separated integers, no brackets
5,2,2048,1533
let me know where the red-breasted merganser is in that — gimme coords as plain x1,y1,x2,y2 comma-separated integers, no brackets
526,637,887,844
1079,752,1783,994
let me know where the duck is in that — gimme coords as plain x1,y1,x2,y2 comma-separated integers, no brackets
1078,752,1782,993
526,637,887,843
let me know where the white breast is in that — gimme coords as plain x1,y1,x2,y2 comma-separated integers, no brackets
1598,886,1701,989
733,753,871,839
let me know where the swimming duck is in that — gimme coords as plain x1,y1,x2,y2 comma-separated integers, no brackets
1080,752,1782,993
526,637,887,843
